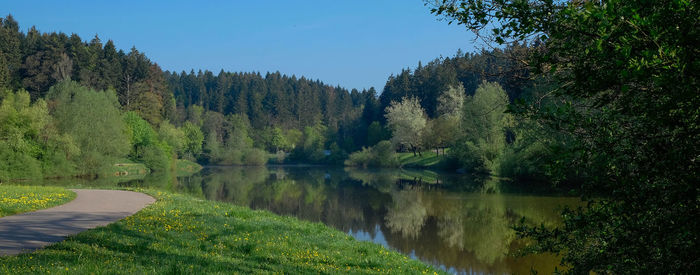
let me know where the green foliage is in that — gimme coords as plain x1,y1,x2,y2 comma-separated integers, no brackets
452,81,512,173
181,121,203,160
157,120,185,156
289,124,328,163
48,81,130,175
139,142,171,172
437,83,465,118
284,128,303,149
123,111,157,156
366,121,389,146
378,45,530,119
423,116,459,154
260,127,291,152
200,113,267,166
345,141,400,168
241,148,267,166
424,83,466,152
450,140,488,174
385,97,427,155
432,0,699,273
0,90,45,180
0,89,81,180
325,142,348,165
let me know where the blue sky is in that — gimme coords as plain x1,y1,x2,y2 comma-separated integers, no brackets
1,1,477,91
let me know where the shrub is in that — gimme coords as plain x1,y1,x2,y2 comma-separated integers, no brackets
242,148,267,166
140,143,171,172
449,140,487,174
345,141,399,168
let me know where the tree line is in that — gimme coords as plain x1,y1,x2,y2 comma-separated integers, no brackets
2,14,542,172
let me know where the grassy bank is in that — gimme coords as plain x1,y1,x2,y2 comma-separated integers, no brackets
0,190,443,274
0,185,75,217
398,150,451,170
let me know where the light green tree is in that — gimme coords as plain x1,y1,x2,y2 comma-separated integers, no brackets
437,83,465,119
384,96,427,156
123,111,157,157
158,120,185,156
0,90,46,180
48,81,130,174
181,121,203,160
453,81,512,172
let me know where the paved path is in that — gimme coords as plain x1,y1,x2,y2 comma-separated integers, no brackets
0,189,155,256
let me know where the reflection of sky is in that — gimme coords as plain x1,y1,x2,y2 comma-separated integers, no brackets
348,224,388,247
348,224,473,275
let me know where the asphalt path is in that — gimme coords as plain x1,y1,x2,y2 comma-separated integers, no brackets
0,189,154,256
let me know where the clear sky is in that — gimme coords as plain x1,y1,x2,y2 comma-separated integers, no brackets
1,1,477,91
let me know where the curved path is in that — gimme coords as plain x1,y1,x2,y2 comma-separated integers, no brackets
0,189,155,256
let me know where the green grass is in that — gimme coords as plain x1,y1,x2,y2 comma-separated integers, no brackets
398,169,440,184
0,190,444,274
398,149,451,169
0,185,75,217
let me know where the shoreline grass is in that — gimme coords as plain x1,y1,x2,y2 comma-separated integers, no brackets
398,150,451,170
0,189,443,274
0,185,76,218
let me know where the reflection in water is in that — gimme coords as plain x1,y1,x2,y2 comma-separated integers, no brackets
168,166,577,274
386,188,428,239
27,166,577,274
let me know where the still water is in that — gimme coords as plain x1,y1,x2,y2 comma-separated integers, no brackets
37,166,579,274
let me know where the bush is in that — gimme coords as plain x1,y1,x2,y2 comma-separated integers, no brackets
372,140,400,167
345,141,399,168
140,143,171,172
242,148,267,166
48,81,130,175
0,146,42,181
449,140,488,174
498,142,550,181
345,147,372,167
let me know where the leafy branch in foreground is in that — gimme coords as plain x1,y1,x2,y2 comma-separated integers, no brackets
429,0,699,273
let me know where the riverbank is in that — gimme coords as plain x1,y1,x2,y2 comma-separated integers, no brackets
0,189,443,274
398,150,452,170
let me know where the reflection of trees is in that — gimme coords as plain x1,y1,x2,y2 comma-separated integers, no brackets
385,188,427,239
344,167,398,192
380,186,573,274
460,195,514,264
437,211,464,251
164,167,574,274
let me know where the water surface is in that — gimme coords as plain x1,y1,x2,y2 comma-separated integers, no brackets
30,166,579,274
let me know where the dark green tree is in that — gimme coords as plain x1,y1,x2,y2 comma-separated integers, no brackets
430,0,699,273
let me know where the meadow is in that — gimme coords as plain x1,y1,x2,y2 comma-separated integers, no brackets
0,185,75,217
0,189,443,274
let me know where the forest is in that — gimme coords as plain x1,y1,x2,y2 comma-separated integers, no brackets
0,14,548,179
1,0,698,271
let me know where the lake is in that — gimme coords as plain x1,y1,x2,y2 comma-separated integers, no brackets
33,165,579,274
